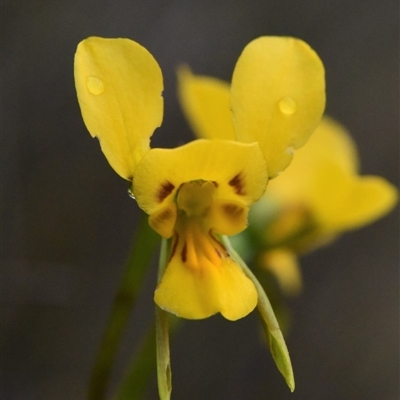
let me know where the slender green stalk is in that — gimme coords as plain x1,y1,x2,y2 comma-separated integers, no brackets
114,316,182,400
87,213,160,400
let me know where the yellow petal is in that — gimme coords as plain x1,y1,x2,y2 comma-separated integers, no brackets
208,199,249,236
284,117,359,177
230,36,325,178
322,175,398,231
266,117,356,200
134,139,268,214
74,37,163,179
310,117,359,173
148,203,177,238
261,249,302,296
177,66,236,141
154,255,257,321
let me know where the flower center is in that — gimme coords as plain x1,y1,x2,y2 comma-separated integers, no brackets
176,180,216,217
166,180,227,271
171,219,226,271
149,179,249,270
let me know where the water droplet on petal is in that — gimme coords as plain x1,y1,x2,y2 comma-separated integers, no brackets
128,187,136,200
86,76,105,95
278,96,297,115
286,146,294,156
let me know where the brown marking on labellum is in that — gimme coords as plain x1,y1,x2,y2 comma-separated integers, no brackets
228,173,245,195
212,181,219,188
181,242,187,262
159,208,173,222
157,181,175,202
169,233,179,261
223,203,244,218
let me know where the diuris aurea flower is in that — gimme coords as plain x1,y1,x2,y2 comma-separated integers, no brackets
74,36,325,320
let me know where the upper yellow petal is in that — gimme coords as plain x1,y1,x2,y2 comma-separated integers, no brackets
133,139,268,215
177,66,236,141
74,37,164,179
230,36,326,178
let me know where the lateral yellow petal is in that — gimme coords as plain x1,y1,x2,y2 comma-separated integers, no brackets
230,36,325,178
74,37,163,179
134,139,268,214
154,256,258,320
177,66,236,141
208,199,249,236
148,203,177,238
322,175,398,231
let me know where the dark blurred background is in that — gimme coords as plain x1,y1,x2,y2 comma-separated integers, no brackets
2,1,399,399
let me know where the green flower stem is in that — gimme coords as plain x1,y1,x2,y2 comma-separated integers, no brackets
87,212,160,400
155,238,172,400
222,236,295,392
113,321,157,400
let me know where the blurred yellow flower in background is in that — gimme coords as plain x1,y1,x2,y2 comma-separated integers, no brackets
251,116,398,294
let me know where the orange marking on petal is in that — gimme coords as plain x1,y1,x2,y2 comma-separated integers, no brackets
222,203,245,218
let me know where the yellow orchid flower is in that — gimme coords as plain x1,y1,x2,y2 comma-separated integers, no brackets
178,66,397,298
74,36,325,320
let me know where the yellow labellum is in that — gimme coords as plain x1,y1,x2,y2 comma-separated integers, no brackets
154,217,258,321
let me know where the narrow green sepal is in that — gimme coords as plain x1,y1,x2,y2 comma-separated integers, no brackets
156,306,172,400
156,238,172,400
262,315,295,392
222,236,295,392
